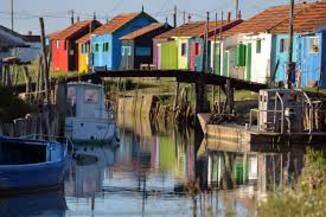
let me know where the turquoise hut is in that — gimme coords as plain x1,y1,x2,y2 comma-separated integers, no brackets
91,11,156,71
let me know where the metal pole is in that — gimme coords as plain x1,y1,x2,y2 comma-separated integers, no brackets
235,0,239,19
287,0,294,89
11,0,14,31
70,10,75,24
173,6,177,28
204,12,210,72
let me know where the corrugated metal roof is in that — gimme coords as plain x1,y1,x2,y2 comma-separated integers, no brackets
93,12,156,35
0,25,26,48
271,1,326,33
222,3,312,37
154,20,242,40
49,20,101,40
120,23,164,40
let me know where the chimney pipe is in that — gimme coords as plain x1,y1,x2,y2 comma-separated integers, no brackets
227,12,232,22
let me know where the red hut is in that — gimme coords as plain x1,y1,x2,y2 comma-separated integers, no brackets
50,20,101,72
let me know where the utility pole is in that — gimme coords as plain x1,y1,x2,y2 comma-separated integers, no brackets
10,0,14,31
235,0,239,19
183,11,186,24
204,12,210,72
287,0,294,89
173,5,177,28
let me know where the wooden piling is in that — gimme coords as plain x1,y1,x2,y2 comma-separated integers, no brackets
55,82,67,137
39,17,50,103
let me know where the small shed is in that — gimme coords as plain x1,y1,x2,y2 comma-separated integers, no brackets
119,23,172,70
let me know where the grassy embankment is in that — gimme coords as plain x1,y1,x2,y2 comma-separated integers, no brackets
259,149,326,217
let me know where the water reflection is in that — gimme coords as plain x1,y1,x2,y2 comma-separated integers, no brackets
0,190,66,217
1,114,319,216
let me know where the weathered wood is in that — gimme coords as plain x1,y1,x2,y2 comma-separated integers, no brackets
173,82,180,112
23,66,31,96
55,82,67,137
224,79,234,114
39,17,50,103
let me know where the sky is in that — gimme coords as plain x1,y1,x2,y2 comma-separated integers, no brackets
0,0,316,35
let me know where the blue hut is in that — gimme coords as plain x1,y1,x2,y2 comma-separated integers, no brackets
91,12,156,71
271,1,326,88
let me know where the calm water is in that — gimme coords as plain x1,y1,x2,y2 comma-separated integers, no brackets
0,116,308,217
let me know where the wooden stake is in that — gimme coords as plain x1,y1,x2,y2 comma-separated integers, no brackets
39,17,50,103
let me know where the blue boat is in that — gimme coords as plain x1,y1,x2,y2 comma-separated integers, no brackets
0,136,72,193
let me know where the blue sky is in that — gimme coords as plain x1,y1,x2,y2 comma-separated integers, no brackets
0,0,315,35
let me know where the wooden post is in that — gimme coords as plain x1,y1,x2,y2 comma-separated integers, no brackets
55,82,67,137
287,0,294,89
23,65,31,98
39,17,50,103
173,6,177,28
173,82,180,112
225,79,234,114
195,74,208,114
0,59,2,84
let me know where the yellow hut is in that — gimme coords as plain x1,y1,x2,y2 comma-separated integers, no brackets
76,33,92,73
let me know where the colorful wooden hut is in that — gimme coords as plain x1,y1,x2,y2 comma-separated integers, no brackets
119,23,172,70
49,20,101,72
270,1,326,88
215,4,311,83
153,20,242,71
91,11,156,70
76,33,92,73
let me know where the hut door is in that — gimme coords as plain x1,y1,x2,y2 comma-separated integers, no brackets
223,51,229,77
245,43,252,81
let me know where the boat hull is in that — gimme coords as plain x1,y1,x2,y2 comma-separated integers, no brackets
0,156,70,192
65,118,116,142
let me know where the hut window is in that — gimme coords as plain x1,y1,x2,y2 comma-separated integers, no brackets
181,43,187,56
309,37,320,53
103,42,109,52
67,87,77,117
195,43,200,55
84,89,98,104
136,47,151,56
280,38,288,53
122,46,131,56
256,39,261,53
56,40,60,49
94,43,100,52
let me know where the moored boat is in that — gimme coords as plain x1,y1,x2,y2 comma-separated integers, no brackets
0,136,72,193
65,82,117,144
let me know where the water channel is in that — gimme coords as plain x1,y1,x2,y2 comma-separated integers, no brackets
0,114,310,217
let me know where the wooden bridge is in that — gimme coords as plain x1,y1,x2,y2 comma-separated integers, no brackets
61,69,267,91
15,69,269,113
15,69,268,93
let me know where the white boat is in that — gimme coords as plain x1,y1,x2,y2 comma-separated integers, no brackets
65,82,116,143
